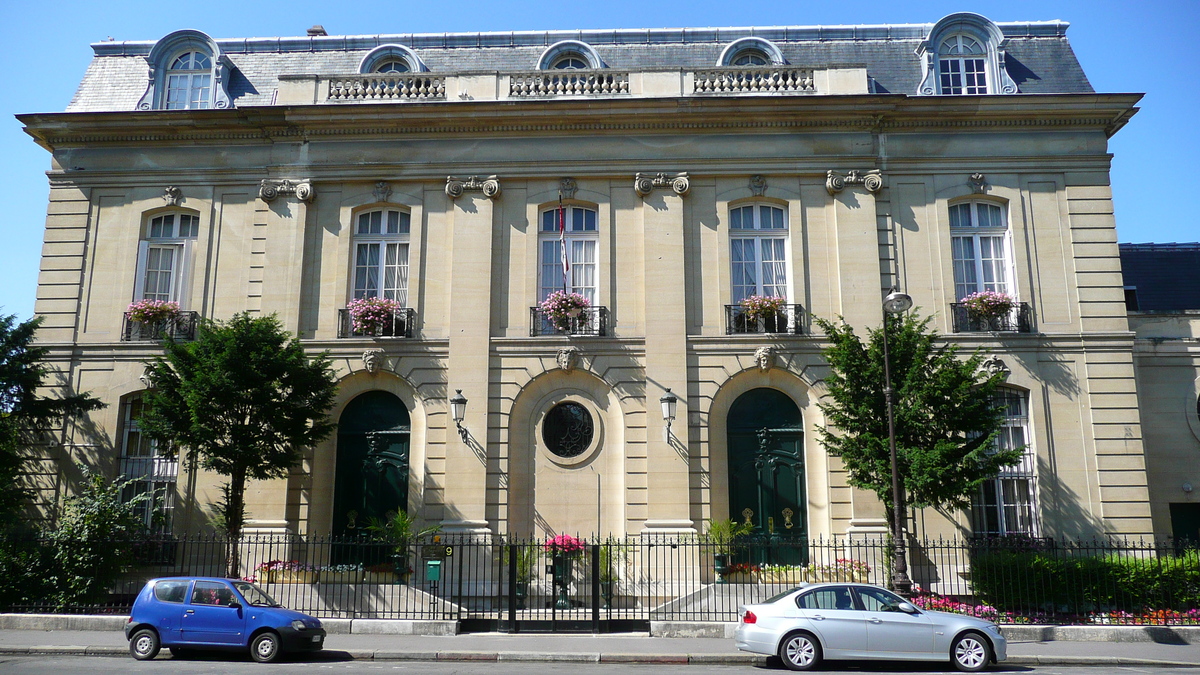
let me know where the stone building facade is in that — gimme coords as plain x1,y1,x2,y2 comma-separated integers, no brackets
20,12,1188,546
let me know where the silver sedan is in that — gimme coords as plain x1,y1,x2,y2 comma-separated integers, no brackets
734,583,1007,672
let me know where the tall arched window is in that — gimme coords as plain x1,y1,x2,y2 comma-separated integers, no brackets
165,52,212,109
938,35,987,95
118,394,178,532
949,200,1013,301
135,211,199,304
973,389,1037,536
352,208,411,304
540,204,597,303
730,203,788,302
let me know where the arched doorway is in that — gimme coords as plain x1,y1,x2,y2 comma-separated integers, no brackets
727,388,805,564
333,391,411,537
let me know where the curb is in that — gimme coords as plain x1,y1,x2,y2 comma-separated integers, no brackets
1,646,1196,667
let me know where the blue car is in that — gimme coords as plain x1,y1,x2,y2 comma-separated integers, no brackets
124,576,326,662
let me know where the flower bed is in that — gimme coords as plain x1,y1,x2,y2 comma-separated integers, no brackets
803,559,870,583
320,564,363,584
256,560,318,584
911,589,1200,626
725,563,760,584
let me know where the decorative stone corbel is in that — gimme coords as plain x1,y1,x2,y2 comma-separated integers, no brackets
445,175,501,200
749,175,767,197
140,366,156,389
980,356,1010,381
969,173,988,194
373,181,393,202
754,346,776,372
556,346,579,372
826,170,882,196
634,172,690,198
559,178,578,200
259,179,315,203
162,186,182,206
362,349,386,374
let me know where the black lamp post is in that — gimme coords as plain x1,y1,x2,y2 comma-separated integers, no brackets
449,389,469,442
660,388,678,441
881,289,914,596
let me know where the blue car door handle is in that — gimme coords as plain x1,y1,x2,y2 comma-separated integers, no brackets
185,610,194,614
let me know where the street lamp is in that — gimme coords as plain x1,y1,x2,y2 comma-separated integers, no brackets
660,388,678,440
881,288,914,596
449,389,469,442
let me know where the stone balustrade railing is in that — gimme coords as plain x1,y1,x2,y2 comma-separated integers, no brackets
509,71,631,97
328,74,447,101
693,66,815,94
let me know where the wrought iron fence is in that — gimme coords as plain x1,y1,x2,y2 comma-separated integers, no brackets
950,302,1034,333
725,304,807,335
3,534,1197,628
529,306,609,337
121,311,199,341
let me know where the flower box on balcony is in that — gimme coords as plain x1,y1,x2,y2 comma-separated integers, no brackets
337,306,415,338
725,303,805,335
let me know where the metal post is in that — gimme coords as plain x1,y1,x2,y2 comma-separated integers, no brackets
507,540,517,632
880,310,913,596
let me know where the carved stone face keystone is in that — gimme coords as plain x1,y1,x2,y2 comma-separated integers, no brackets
556,347,579,372
755,346,776,372
362,349,386,374
981,356,1010,380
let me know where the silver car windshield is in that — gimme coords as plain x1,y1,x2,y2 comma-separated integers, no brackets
233,581,281,607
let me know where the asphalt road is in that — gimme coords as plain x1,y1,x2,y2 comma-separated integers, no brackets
2,655,1198,675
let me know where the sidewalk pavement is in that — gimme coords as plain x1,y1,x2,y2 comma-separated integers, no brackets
1,629,1199,667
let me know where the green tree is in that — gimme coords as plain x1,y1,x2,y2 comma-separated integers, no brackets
0,313,104,524
140,313,338,576
814,312,1022,535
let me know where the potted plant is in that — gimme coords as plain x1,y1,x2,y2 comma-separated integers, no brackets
544,534,586,609
320,563,363,584
503,542,537,609
540,291,591,333
346,296,403,336
738,295,788,332
255,560,317,584
959,290,1015,328
126,299,181,338
702,518,755,583
367,509,440,585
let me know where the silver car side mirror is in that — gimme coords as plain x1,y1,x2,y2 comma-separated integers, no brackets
897,602,918,614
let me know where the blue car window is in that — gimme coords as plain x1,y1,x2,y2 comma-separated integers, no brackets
153,580,189,603
191,581,236,607
855,586,904,612
797,587,856,610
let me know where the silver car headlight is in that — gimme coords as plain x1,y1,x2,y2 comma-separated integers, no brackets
986,624,1002,635
291,620,307,631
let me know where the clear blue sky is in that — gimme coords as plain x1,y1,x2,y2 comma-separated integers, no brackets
2,0,1197,322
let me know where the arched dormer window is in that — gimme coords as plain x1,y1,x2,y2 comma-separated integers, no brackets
916,12,1018,96
717,37,786,67
358,44,427,74
537,41,604,70
137,30,233,111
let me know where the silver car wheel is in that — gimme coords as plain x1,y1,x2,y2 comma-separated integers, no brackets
953,633,990,672
780,633,819,670
134,635,154,656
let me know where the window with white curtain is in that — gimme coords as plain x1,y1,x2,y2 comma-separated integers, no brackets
119,395,178,532
938,35,988,95
539,205,597,303
729,203,788,303
973,389,1037,536
950,201,1012,300
352,209,411,304
165,51,212,109
135,212,198,303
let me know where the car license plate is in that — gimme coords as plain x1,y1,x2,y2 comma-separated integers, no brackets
312,635,322,643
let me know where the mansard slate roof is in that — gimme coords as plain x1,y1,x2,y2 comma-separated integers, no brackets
1120,243,1200,312
66,20,1093,112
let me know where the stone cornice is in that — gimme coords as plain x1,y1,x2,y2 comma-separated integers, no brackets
19,93,1142,151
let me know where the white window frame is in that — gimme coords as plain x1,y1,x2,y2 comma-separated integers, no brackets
539,204,598,305
949,200,1016,302
118,395,178,532
729,203,789,304
351,208,411,304
133,212,198,305
937,35,988,95
731,50,769,66
973,389,1038,537
164,51,213,110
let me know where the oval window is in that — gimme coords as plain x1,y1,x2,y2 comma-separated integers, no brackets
542,402,594,458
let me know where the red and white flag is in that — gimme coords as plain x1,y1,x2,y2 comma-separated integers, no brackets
558,195,569,293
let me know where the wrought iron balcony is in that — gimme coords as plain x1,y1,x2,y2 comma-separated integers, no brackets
121,311,199,342
530,306,609,337
950,302,1034,333
337,307,416,338
725,304,807,335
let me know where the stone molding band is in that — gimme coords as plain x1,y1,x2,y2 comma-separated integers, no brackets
259,179,315,203
634,172,690,197
446,175,501,200
825,169,882,196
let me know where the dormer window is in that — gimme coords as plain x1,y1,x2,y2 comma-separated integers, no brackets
717,37,785,67
358,44,427,74
537,41,604,70
731,50,769,67
551,54,589,70
938,35,987,95
916,12,1018,96
374,59,410,74
165,52,212,109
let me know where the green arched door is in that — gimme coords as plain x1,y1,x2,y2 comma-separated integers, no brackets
727,388,806,564
333,391,411,538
